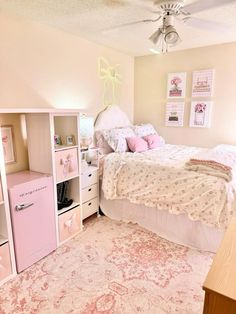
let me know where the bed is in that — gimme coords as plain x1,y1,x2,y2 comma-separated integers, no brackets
95,105,236,253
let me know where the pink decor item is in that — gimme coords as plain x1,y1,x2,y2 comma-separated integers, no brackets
0,217,213,313
143,134,164,149
126,136,148,152
55,147,79,182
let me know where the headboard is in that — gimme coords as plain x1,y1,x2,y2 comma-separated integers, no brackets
94,105,132,131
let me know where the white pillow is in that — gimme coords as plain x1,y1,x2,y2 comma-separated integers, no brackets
133,123,157,137
102,127,135,153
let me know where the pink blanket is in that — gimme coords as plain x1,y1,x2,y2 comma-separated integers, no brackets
185,145,236,182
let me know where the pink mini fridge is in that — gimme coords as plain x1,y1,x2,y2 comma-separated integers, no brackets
7,171,57,273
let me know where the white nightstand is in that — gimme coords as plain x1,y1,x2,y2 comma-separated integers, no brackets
81,148,99,220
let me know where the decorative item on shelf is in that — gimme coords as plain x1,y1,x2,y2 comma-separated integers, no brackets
60,153,75,178
80,115,94,150
54,134,62,147
66,135,75,146
1,125,16,164
57,181,73,210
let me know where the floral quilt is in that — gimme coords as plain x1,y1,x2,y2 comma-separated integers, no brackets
102,144,236,229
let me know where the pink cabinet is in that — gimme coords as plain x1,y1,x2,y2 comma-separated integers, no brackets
0,243,12,281
58,208,81,243
55,148,79,183
7,171,57,273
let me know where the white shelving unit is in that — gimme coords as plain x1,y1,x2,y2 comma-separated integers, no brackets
27,112,83,246
0,108,85,286
0,127,16,285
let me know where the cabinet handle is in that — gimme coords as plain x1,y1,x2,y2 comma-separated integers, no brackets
88,202,92,206
15,203,34,211
88,188,92,192
88,174,92,177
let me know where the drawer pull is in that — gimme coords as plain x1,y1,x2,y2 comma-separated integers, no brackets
88,174,92,177
88,202,92,206
88,188,92,192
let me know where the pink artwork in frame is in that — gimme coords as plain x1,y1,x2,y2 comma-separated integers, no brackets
1,125,16,164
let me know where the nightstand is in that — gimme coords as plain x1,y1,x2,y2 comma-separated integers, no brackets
81,148,99,220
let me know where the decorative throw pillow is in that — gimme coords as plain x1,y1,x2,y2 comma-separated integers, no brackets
95,131,113,154
126,136,148,153
102,127,135,153
143,134,165,149
133,123,157,137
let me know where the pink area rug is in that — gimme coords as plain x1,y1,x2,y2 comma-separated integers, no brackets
0,216,213,313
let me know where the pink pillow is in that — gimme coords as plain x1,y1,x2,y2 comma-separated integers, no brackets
143,134,164,149
126,136,148,153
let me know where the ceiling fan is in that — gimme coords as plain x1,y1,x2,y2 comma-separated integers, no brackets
104,0,235,52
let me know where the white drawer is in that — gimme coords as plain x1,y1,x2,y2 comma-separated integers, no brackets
82,198,98,220
81,170,98,188
82,184,98,203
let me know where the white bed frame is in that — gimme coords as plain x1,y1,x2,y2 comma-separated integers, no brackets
96,105,223,253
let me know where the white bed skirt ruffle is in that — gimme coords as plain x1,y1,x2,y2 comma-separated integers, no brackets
100,193,223,253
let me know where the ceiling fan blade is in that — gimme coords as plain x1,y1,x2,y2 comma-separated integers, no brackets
126,0,162,14
102,16,162,33
184,0,236,14
184,17,229,32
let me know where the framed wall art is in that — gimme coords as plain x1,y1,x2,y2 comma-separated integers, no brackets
1,125,16,164
167,72,186,98
192,69,215,98
165,102,185,127
189,101,212,128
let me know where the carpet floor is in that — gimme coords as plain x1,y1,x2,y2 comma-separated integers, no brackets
0,216,213,314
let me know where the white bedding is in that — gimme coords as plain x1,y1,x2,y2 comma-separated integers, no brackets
102,144,236,230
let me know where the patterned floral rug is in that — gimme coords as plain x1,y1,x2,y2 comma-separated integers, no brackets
0,216,213,314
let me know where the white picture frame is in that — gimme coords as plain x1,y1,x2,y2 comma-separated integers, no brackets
189,101,212,128
165,102,185,127
1,125,16,164
167,72,186,98
192,69,215,98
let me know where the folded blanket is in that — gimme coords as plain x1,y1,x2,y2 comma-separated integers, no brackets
185,145,236,182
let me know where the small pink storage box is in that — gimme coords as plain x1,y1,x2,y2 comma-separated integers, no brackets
55,148,79,183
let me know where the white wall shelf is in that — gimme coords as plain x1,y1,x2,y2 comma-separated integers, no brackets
0,235,8,246
54,145,79,152
57,202,80,216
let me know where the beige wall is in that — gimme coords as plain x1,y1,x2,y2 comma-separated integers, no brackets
0,12,134,121
0,12,134,173
134,42,236,147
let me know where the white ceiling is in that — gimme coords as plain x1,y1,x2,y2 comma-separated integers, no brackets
0,0,236,56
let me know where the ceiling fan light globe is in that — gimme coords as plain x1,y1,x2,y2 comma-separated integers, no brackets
164,26,179,44
149,29,162,45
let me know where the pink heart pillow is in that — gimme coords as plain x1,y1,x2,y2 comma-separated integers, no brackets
143,134,164,149
126,136,148,152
